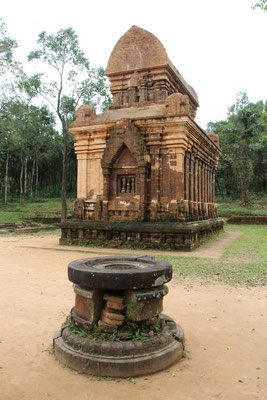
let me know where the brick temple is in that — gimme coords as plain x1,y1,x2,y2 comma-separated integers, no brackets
60,26,224,250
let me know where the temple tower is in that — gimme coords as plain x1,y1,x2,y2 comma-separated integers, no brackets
61,26,223,250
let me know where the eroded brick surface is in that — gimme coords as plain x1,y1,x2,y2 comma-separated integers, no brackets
73,286,103,324
101,309,125,326
103,294,124,304
106,301,124,310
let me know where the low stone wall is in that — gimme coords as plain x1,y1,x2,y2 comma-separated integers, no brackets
15,226,58,234
60,218,224,251
25,217,61,224
0,224,58,235
227,216,267,225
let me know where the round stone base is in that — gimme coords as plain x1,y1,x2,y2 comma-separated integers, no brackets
53,315,184,377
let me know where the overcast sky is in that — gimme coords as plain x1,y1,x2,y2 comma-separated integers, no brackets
2,0,267,129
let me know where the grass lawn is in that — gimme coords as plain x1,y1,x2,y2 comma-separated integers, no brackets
157,224,267,287
0,198,74,224
217,196,267,217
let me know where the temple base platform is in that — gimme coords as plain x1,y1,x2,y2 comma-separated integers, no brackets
60,218,224,251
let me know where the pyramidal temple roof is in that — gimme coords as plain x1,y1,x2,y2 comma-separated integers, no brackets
106,25,168,74
106,26,198,105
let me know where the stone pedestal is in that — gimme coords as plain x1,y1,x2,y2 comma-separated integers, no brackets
53,256,184,377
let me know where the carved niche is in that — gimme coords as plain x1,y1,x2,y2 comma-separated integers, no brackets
109,146,138,199
101,121,150,221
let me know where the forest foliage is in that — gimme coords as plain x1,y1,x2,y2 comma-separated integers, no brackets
208,92,267,205
0,19,110,210
0,19,266,208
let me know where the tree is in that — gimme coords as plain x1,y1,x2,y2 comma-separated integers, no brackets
207,92,267,204
0,99,16,203
0,18,18,76
25,27,111,221
252,0,267,12
0,20,23,203
0,99,57,203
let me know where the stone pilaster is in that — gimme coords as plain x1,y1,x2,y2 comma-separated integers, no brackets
184,152,190,201
139,166,147,220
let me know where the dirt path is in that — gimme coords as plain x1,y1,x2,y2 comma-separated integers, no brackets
0,233,266,400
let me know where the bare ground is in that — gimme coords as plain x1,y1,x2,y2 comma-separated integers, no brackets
0,233,266,400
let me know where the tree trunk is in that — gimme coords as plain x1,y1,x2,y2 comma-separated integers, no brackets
3,150,9,204
61,119,68,222
240,176,249,206
30,159,35,199
24,156,28,199
35,160,39,197
20,157,24,205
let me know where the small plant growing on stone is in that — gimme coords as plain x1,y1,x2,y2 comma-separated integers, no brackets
66,314,164,342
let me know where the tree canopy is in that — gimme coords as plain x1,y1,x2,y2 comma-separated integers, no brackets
0,18,17,76
207,92,267,204
0,23,110,207
23,27,111,219
26,27,111,121
252,0,267,12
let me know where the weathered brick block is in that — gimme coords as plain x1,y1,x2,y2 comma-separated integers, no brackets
102,309,125,321
124,285,168,321
103,294,124,304
106,300,124,310
73,285,103,324
98,320,118,332
101,309,125,326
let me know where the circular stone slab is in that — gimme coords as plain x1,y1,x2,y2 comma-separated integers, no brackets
53,315,184,377
68,256,172,290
